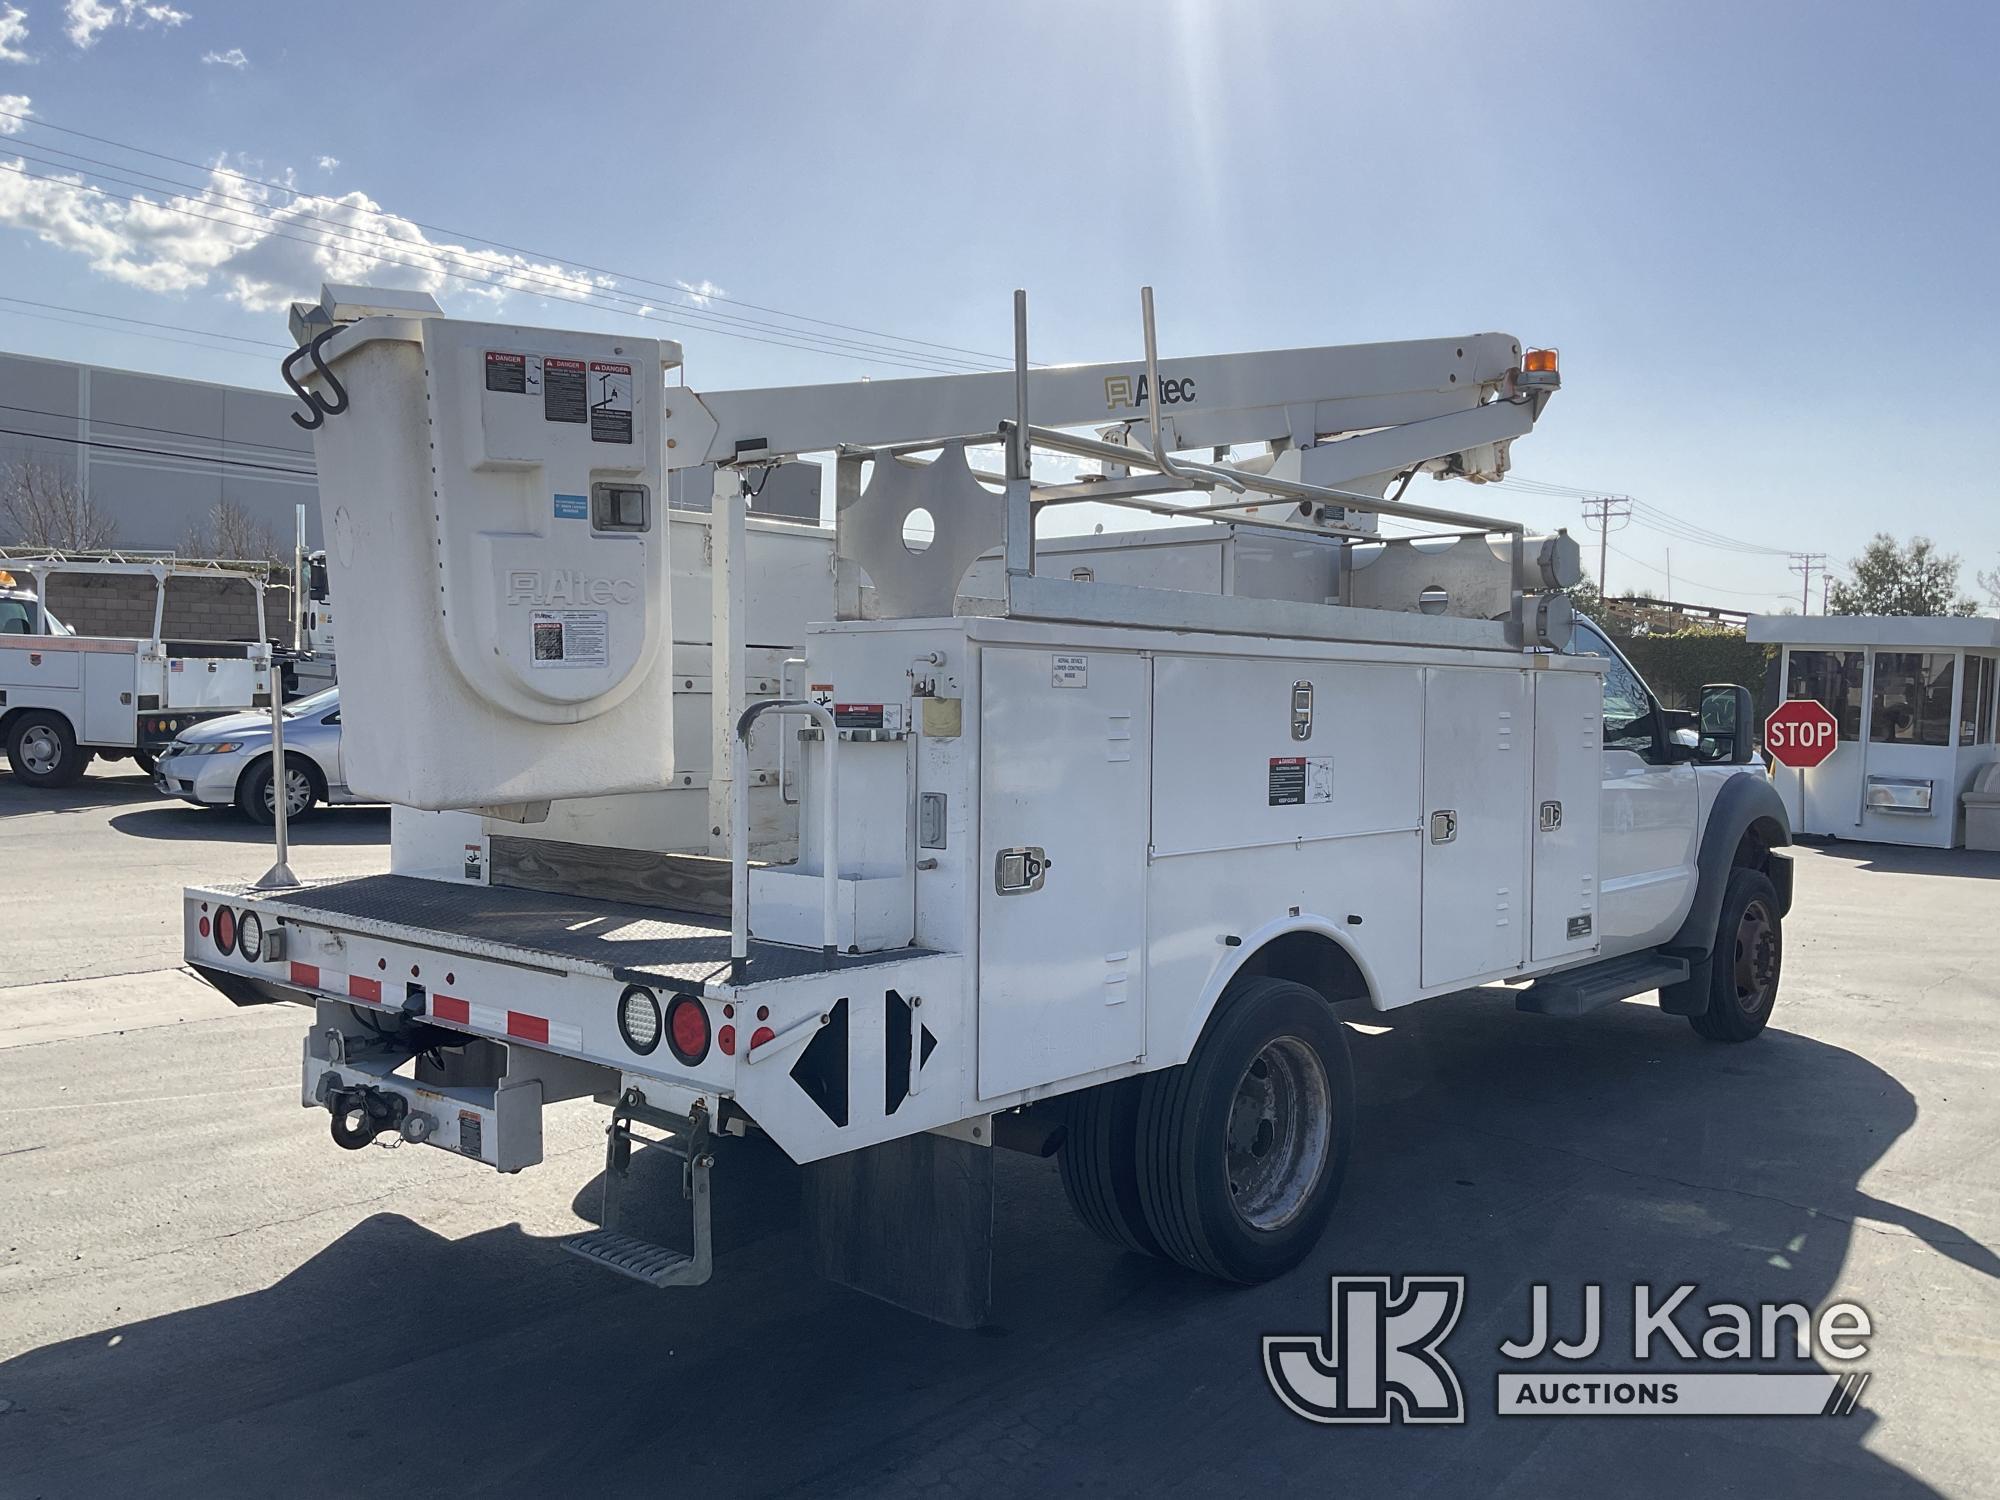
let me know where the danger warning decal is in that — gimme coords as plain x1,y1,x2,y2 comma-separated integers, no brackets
1268,756,1334,806
543,358,587,424
589,361,634,444
485,350,527,393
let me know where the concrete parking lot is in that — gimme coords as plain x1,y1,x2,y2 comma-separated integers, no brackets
2,763,1996,1498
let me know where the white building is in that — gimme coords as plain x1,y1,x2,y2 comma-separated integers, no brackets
1747,614,2000,848
0,349,320,551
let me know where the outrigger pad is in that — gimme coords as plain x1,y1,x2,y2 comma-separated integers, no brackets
802,1130,993,1329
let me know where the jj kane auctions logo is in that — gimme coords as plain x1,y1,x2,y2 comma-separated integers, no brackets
1266,1277,1874,1423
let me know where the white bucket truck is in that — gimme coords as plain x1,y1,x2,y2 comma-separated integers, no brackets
183,286,1791,1324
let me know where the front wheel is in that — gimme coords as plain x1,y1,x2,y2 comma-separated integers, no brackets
1133,976,1355,1283
6,711,93,788
237,757,318,824
1688,867,1783,1042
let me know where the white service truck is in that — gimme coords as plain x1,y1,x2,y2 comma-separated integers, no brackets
2,555,277,787
182,286,1790,1324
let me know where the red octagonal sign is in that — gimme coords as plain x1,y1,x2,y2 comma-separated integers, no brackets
1765,698,1839,769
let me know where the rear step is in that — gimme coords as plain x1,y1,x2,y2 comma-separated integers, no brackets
1515,951,1690,1017
560,1090,713,1288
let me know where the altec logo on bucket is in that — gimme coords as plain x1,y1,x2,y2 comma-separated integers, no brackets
503,569,637,607
1265,1279,1875,1423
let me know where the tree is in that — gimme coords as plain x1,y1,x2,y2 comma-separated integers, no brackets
1826,533,1978,617
178,498,281,563
0,462,119,549
1979,561,1999,612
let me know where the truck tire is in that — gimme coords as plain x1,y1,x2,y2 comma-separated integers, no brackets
237,757,319,824
132,750,157,776
1058,1077,1162,1257
1688,867,1783,1043
1133,976,1354,1284
6,711,92,788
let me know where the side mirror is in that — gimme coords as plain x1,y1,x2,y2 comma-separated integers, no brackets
1699,683,1756,765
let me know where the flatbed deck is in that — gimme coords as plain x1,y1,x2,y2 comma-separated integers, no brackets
206,873,931,993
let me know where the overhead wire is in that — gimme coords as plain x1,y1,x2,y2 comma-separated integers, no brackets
0,102,1022,369
0,158,987,375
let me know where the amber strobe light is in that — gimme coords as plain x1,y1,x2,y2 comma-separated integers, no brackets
1523,348,1559,374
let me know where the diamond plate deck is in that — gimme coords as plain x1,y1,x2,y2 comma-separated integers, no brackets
208,873,929,993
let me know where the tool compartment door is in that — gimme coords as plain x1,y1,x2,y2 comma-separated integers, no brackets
1530,667,1602,962
976,646,1149,1099
1421,666,1530,987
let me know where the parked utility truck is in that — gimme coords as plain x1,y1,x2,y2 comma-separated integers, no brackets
182,285,1791,1324
2,553,276,787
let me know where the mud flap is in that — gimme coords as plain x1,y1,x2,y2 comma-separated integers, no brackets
802,1129,993,1328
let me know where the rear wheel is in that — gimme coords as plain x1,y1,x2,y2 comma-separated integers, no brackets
132,749,157,776
1688,867,1782,1042
237,757,318,824
1133,976,1354,1283
1058,1076,1162,1257
6,711,92,788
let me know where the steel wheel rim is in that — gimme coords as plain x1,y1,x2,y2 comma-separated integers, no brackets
1226,1035,1332,1232
263,766,311,816
18,726,60,775
1733,898,1777,1013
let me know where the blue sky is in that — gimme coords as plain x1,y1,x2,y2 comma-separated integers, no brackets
1,0,1994,609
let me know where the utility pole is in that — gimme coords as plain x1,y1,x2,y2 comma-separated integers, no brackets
1580,495,1633,596
1788,552,1826,614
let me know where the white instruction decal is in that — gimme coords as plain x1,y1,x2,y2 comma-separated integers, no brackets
530,609,609,669
1052,653,1088,688
1269,756,1334,806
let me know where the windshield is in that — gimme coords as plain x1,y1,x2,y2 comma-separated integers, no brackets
284,687,339,718
0,597,70,635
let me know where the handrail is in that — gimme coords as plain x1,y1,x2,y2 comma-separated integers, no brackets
732,699,840,974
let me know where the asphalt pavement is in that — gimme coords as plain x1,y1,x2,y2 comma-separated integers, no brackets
1,762,1995,1497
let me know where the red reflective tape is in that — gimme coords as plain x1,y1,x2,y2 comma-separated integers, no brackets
290,962,320,988
432,994,470,1025
506,1011,549,1044
348,976,382,1004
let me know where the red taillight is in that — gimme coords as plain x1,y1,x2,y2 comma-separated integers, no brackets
214,906,237,956
666,993,710,1066
717,1024,736,1056
750,1025,776,1051
198,916,211,938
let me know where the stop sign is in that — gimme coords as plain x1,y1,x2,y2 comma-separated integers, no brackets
1765,699,1839,769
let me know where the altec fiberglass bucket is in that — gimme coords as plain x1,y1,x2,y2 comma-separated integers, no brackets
300,309,680,808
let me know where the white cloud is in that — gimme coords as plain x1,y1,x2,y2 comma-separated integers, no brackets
0,95,29,134
675,277,725,307
200,45,246,68
315,155,338,171
0,5,31,62
0,154,616,312
65,0,189,50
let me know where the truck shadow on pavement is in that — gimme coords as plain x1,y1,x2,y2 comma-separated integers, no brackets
1802,838,2000,881
3,995,1989,1498
0,766,164,817
106,804,389,845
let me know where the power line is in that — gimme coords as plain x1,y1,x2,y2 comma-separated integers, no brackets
0,424,314,477
0,399,312,460
0,102,1022,369
1604,542,1792,602
1788,552,1828,615
0,294,291,349
0,301,277,363
0,160,984,375
1579,495,1632,593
